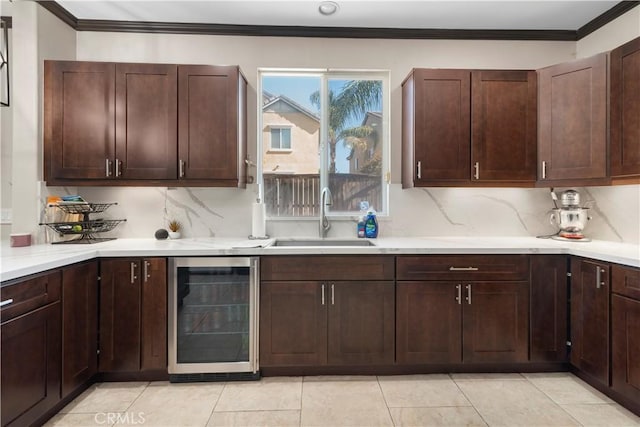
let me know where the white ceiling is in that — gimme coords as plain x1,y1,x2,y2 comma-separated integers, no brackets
55,1,621,30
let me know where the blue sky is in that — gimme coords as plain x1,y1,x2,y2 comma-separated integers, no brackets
262,75,367,173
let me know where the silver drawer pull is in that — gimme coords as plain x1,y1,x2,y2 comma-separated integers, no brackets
0,299,14,308
456,285,462,305
449,266,479,271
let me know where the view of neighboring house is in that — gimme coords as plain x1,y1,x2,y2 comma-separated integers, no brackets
348,111,382,175
262,92,320,175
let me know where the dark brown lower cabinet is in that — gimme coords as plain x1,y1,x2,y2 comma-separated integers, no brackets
612,294,640,403
62,261,98,397
328,281,395,365
260,281,327,366
396,281,529,364
463,282,529,363
396,282,462,364
100,258,167,373
570,258,610,386
530,255,568,362
1,271,62,427
260,280,394,367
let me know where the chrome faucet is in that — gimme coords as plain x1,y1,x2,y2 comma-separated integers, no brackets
319,187,332,238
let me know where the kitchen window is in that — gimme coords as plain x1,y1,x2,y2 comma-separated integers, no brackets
259,69,389,218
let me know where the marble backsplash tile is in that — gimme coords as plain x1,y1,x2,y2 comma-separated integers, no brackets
41,183,639,244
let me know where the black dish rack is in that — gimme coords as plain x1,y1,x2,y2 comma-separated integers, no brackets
40,202,126,244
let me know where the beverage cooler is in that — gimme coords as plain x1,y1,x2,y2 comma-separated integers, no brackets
168,257,259,382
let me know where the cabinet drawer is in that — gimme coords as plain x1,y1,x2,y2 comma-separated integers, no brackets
612,264,640,300
1,270,62,323
396,255,529,281
261,256,395,281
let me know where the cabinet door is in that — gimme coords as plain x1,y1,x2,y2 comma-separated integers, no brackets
396,281,462,364
1,303,61,427
538,54,608,183
115,63,177,180
62,261,98,397
44,61,115,181
471,70,537,182
570,258,609,385
99,259,141,372
178,65,245,184
140,258,167,371
610,36,640,178
260,281,327,366
611,294,640,402
530,256,568,362
328,281,395,365
412,69,471,184
462,282,529,363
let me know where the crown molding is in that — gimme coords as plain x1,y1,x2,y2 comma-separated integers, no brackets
577,1,640,39
36,1,638,41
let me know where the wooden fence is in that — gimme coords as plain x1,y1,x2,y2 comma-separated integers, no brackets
263,173,381,217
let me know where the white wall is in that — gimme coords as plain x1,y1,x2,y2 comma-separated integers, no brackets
8,3,75,243
9,5,640,244
0,14,12,240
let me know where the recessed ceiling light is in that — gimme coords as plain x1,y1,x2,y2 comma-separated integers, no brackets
318,1,339,16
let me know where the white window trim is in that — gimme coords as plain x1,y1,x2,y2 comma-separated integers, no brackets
257,68,390,219
267,125,292,151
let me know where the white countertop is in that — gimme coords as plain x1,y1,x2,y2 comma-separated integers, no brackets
1,236,638,282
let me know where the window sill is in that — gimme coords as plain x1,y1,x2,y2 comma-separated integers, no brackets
267,149,293,154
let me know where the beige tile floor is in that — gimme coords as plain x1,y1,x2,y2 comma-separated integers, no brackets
45,373,640,427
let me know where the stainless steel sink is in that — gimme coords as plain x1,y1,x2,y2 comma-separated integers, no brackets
271,239,376,247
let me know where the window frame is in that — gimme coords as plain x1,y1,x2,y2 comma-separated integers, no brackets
267,125,293,152
258,68,390,219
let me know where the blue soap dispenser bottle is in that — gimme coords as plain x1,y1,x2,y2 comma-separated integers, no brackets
364,209,378,238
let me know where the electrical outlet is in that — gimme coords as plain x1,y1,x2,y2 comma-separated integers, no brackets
1,208,12,224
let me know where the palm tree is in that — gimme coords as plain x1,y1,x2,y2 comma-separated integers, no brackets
310,80,382,173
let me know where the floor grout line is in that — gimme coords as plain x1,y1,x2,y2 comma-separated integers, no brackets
376,375,397,427
203,380,227,426
449,373,491,427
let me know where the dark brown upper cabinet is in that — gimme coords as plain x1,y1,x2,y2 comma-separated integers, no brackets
402,68,536,187
610,36,640,181
538,53,608,186
178,65,247,186
471,70,537,183
402,69,470,187
115,63,178,180
44,61,115,180
44,61,247,187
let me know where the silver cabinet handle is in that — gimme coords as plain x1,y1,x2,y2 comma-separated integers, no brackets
541,161,547,180
456,285,462,305
596,267,605,289
321,284,325,305
416,161,422,180
143,261,150,283
105,159,112,177
474,162,479,180
331,284,335,305
115,159,122,177
465,284,472,305
130,262,137,284
179,159,185,178
0,299,14,308
449,266,479,271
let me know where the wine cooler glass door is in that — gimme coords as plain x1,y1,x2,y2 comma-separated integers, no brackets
168,257,258,375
